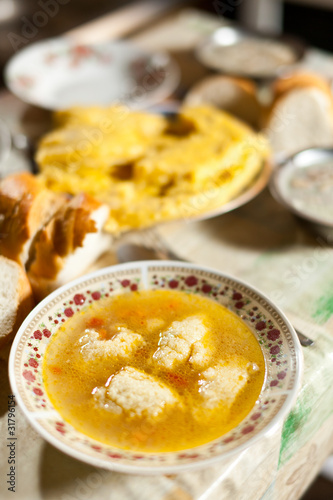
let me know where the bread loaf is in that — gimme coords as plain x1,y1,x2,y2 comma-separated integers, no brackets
27,193,112,300
265,72,333,157
0,256,34,348
0,172,67,265
184,75,261,128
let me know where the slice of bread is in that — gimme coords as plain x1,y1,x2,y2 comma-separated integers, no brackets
272,72,333,101
265,72,333,157
184,75,262,129
0,256,34,348
27,193,112,300
0,172,67,265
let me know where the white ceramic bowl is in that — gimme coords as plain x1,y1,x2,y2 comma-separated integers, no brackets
270,148,333,241
9,261,303,474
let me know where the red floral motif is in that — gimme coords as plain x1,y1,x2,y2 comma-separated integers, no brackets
56,425,66,435
23,370,35,382
202,284,212,293
72,45,93,57
33,388,43,396
130,284,138,291
256,321,266,331
45,45,111,69
178,453,200,459
91,291,101,300
15,75,34,88
235,301,244,309
270,345,280,355
33,330,42,340
64,308,74,317
74,294,86,305
43,329,51,338
185,276,198,287
169,279,178,289
267,329,280,341
242,425,255,434
121,279,130,287
107,453,122,459
232,292,243,300
29,359,38,368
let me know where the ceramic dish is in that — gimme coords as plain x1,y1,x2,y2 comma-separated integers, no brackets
9,261,303,474
4,38,180,110
195,26,305,79
270,148,333,240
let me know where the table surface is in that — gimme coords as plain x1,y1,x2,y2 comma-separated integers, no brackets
1,6,333,500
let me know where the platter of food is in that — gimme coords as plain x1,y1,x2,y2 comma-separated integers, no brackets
34,103,271,233
0,103,270,306
9,261,303,473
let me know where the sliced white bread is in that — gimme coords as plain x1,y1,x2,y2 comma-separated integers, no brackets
0,172,67,266
27,193,112,300
265,72,333,158
0,256,34,348
184,75,262,129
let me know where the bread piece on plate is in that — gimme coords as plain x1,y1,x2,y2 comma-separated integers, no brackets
265,72,333,157
27,193,112,300
272,72,333,101
0,172,67,266
0,256,34,348
184,75,261,129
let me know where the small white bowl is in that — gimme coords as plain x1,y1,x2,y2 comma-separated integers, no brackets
9,261,303,474
4,38,180,110
195,26,305,80
270,148,333,240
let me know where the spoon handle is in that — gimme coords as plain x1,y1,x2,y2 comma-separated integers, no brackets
295,329,315,347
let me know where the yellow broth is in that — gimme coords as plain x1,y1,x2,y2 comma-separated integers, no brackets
43,290,265,452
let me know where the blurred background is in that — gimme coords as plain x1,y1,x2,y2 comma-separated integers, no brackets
2,0,333,86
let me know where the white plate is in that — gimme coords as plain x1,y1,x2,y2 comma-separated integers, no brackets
4,38,180,110
9,261,303,474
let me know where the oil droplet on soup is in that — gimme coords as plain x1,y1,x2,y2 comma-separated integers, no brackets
43,290,265,452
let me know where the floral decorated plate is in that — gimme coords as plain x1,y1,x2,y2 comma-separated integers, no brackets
9,261,303,474
4,38,180,110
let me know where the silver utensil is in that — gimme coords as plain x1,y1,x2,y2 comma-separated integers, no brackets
116,228,315,347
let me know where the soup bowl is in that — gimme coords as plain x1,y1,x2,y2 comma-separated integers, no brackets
9,261,303,474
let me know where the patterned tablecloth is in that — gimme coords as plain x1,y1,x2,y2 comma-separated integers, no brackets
1,8,333,500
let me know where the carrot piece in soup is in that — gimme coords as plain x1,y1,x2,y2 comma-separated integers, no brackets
87,317,104,328
49,365,62,375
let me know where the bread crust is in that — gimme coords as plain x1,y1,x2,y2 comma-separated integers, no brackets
0,172,67,264
264,71,333,135
0,256,34,348
272,71,333,101
27,193,110,301
184,75,261,128
28,193,99,280
186,75,258,100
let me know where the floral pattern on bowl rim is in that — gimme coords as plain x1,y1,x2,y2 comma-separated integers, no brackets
9,261,303,474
